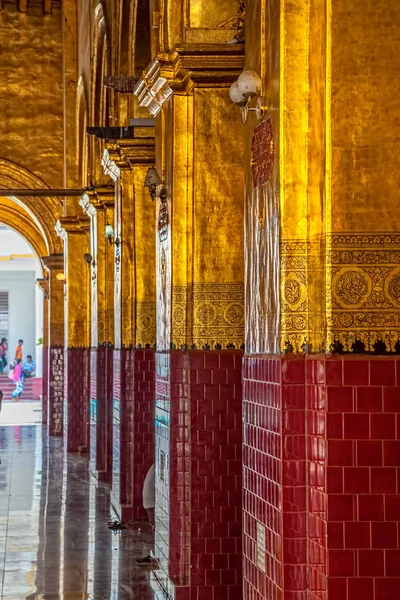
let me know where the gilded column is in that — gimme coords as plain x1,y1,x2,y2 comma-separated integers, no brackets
56,218,91,453
41,254,65,437
102,134,156,520
80,188,115,482
135,46,244,597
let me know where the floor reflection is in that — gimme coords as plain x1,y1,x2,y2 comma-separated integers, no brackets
0,425,154,599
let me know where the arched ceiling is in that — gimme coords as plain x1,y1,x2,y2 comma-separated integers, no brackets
0,198,48,261
0,158,63,255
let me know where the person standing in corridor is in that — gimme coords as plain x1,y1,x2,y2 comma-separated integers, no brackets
15,340,23,362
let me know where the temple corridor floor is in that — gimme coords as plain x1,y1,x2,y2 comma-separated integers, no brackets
0,425,155,599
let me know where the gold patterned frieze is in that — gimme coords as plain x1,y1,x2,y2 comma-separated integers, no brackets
280,239,327,354
134,45,244,115
136,302,157,348
327,233,400,353
171,282,244,350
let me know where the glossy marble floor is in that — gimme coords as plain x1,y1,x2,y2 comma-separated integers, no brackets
0,424,156,599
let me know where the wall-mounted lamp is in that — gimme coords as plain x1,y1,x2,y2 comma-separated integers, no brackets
56,272,66,283
144,167,167,202
105,223,120,246
83,253,95,266
230,70,277,123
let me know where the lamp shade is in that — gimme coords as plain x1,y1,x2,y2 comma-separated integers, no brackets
105,223,114,238
237,70,262,99
229,80,248,107
144,167,162,188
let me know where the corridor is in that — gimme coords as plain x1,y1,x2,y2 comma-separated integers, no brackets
0,425,155,599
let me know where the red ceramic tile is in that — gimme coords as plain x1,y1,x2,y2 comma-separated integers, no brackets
343,360,369,386
385,549,400,576
371,522,398,549
327,414,343,439
383,440,400,466
375,578,400,600
371,467,397,493
358,549,384,576
344,414,370,440
383,386,400,412
328,549,355,576
357,386,383,412
327,467,344,494
328,386,353,413
358,495,384,521
327,578,346,598
344,467,370,493
344,522,371,549
385,494,400,520
371,413,396,439
327,522,344,549
328,440,354,466
282,357,305,384
326,359,343,386
357,440,383,467
347,578,373,600
370,359,396,386
327,494,354,521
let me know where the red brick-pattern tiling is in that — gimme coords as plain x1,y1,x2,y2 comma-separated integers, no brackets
132,349,155,520
154,350,243,600
64,347,90,453
243,356,307,600
111,348,155,522
42,347,48,425
324,356,400,600
243,354,400,600
48,346,64,436
89,347,113,482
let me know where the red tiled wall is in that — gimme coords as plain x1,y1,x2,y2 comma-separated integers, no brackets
89,346,113,483
42,346,48,425
111,348,155,522
154,350,243,600
243,356,307,600
243,354,400,600
64,347,90,453
324,356,400,600
48,346,64,436
132,349,155,520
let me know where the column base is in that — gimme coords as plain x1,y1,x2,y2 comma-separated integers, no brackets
111,348,155,521
154,350,243,600
243,354,400,600
64,347,90,453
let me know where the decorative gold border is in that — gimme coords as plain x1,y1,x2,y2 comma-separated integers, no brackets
172,282,244,349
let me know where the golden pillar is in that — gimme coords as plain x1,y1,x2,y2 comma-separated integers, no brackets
101,134,156,518
102,136,156,349
79,188,115,347
41,254,65,436
56,217,91,452
135,45,245,350
135,45,245,594
80,188,115,480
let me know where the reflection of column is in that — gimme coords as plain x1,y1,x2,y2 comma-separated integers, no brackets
36,278,49,425
102,137,156,520
136,48,244,597
41,255,65,436
56,218,91,452
80,189,114,482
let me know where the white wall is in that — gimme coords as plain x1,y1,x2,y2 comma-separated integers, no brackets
0,226,43,376
0,271,37,368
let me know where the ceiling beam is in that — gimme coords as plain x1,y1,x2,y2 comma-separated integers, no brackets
18,0,28,12
43,0,52,14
